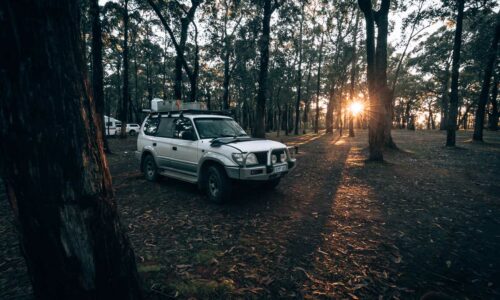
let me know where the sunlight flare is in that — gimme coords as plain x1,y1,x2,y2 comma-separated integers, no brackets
349,101,364,116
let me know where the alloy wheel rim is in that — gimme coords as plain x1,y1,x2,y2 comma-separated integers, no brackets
208,175,218,196
147,161,154,177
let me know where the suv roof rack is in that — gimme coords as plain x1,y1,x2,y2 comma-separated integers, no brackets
150,109,234,117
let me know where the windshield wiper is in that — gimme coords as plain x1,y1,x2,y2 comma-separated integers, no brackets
218,134,237,138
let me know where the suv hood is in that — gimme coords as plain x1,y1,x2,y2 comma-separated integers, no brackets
210,137,287,153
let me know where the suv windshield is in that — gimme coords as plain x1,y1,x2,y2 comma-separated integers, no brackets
194,118,248,139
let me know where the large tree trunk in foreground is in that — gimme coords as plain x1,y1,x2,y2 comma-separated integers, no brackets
473,17,499,141
446,0,465,147
90,0,110,153
0,1,142,298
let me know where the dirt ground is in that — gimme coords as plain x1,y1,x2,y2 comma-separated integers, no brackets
1,129,499,299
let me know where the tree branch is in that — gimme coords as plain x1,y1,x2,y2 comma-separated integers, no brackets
147,0,194,80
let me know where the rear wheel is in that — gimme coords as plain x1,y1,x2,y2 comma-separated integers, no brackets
206,165,231,204
129,130,136,136
143,155,158,181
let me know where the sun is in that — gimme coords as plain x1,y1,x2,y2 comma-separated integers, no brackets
349,101,364,116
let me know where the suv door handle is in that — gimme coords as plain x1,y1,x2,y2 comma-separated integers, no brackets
152,143,157,147
172,146,177,151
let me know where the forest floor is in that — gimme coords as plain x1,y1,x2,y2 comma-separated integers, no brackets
1,129,500,299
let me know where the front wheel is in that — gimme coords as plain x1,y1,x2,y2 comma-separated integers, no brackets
206,166,232,204
143,155,158,182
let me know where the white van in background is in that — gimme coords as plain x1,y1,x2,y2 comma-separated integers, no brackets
104,115,121,136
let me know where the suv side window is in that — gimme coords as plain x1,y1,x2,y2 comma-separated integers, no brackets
143,117,160,136
173,118,195,139
156,118,175,138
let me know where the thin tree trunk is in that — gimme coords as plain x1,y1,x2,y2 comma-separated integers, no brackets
189,21,200,102
473,17,499,141
221,4,231,110
488,72,499,130
120,0,129,139
325,82,335,134
446,0,465,147
315,32,324,134
302,58,313,134
294,3,304,135
90,0,110,153
349,12,360,137
440,61,451,130
0,1,142,298
254,0,276,138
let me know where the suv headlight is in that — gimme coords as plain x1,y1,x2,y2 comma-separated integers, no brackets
280,152,287,162
245,153,258,166
232,153,244,165
232,153,258,166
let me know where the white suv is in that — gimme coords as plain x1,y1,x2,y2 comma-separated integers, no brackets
135,110,296,203
116,123,141,136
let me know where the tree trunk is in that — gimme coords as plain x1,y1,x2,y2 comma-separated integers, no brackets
294,3,304,135
358,0,387,161
440,62,451,130
189,22,200,102
120,0,129,139
349,12,360,137
222,49,231,109
302,58,313,134
175,18,189,102
325,83,335,134
0,1,142,298
373,1,396,149
488,73,499,130
315,32,324,134
473,17,499,141
254,0,274,138
221,7,232,110
90,0,110,153
446,0,465,147
147,0,200,103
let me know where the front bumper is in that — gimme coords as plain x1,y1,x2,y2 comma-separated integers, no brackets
225,159,296,181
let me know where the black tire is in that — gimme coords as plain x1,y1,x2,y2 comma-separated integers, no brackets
206,165,232,204
143,155,158,182
129,130,136,136
263,178,281,190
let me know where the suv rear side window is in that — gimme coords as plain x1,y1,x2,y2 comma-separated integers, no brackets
157,118,175,138
143,117,160,136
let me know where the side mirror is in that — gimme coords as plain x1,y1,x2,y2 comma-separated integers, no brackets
181,131,196,141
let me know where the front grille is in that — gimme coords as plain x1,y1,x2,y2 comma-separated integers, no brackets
254,152,267,165
253,149,286,165
272,149,286,163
